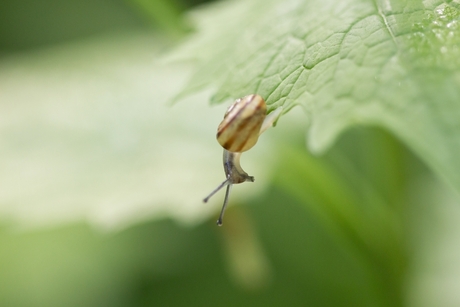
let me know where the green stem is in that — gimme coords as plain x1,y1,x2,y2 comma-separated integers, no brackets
273,143,407,306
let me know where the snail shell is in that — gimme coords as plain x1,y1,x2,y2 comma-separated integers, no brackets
216,94,266,153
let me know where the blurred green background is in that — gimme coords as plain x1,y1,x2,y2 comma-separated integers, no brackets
0,0,210,53
1,0,459,306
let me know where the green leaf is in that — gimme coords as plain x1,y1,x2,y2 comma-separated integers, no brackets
176,0,460,195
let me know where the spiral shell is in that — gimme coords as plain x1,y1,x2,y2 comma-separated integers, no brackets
216,94,266,153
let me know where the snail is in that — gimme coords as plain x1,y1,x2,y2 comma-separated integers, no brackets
203,94,282,226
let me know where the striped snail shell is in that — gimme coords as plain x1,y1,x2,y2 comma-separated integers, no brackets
216,94,266,153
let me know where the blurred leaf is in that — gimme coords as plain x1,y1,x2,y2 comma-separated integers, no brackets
0,32,281,229
174,0,460,196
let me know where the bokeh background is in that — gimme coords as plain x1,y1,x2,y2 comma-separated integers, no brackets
1,0,460,306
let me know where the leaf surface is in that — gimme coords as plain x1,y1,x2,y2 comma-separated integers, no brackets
176,0,460,194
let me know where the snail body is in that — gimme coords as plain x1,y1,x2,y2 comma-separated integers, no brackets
203,94,282,226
